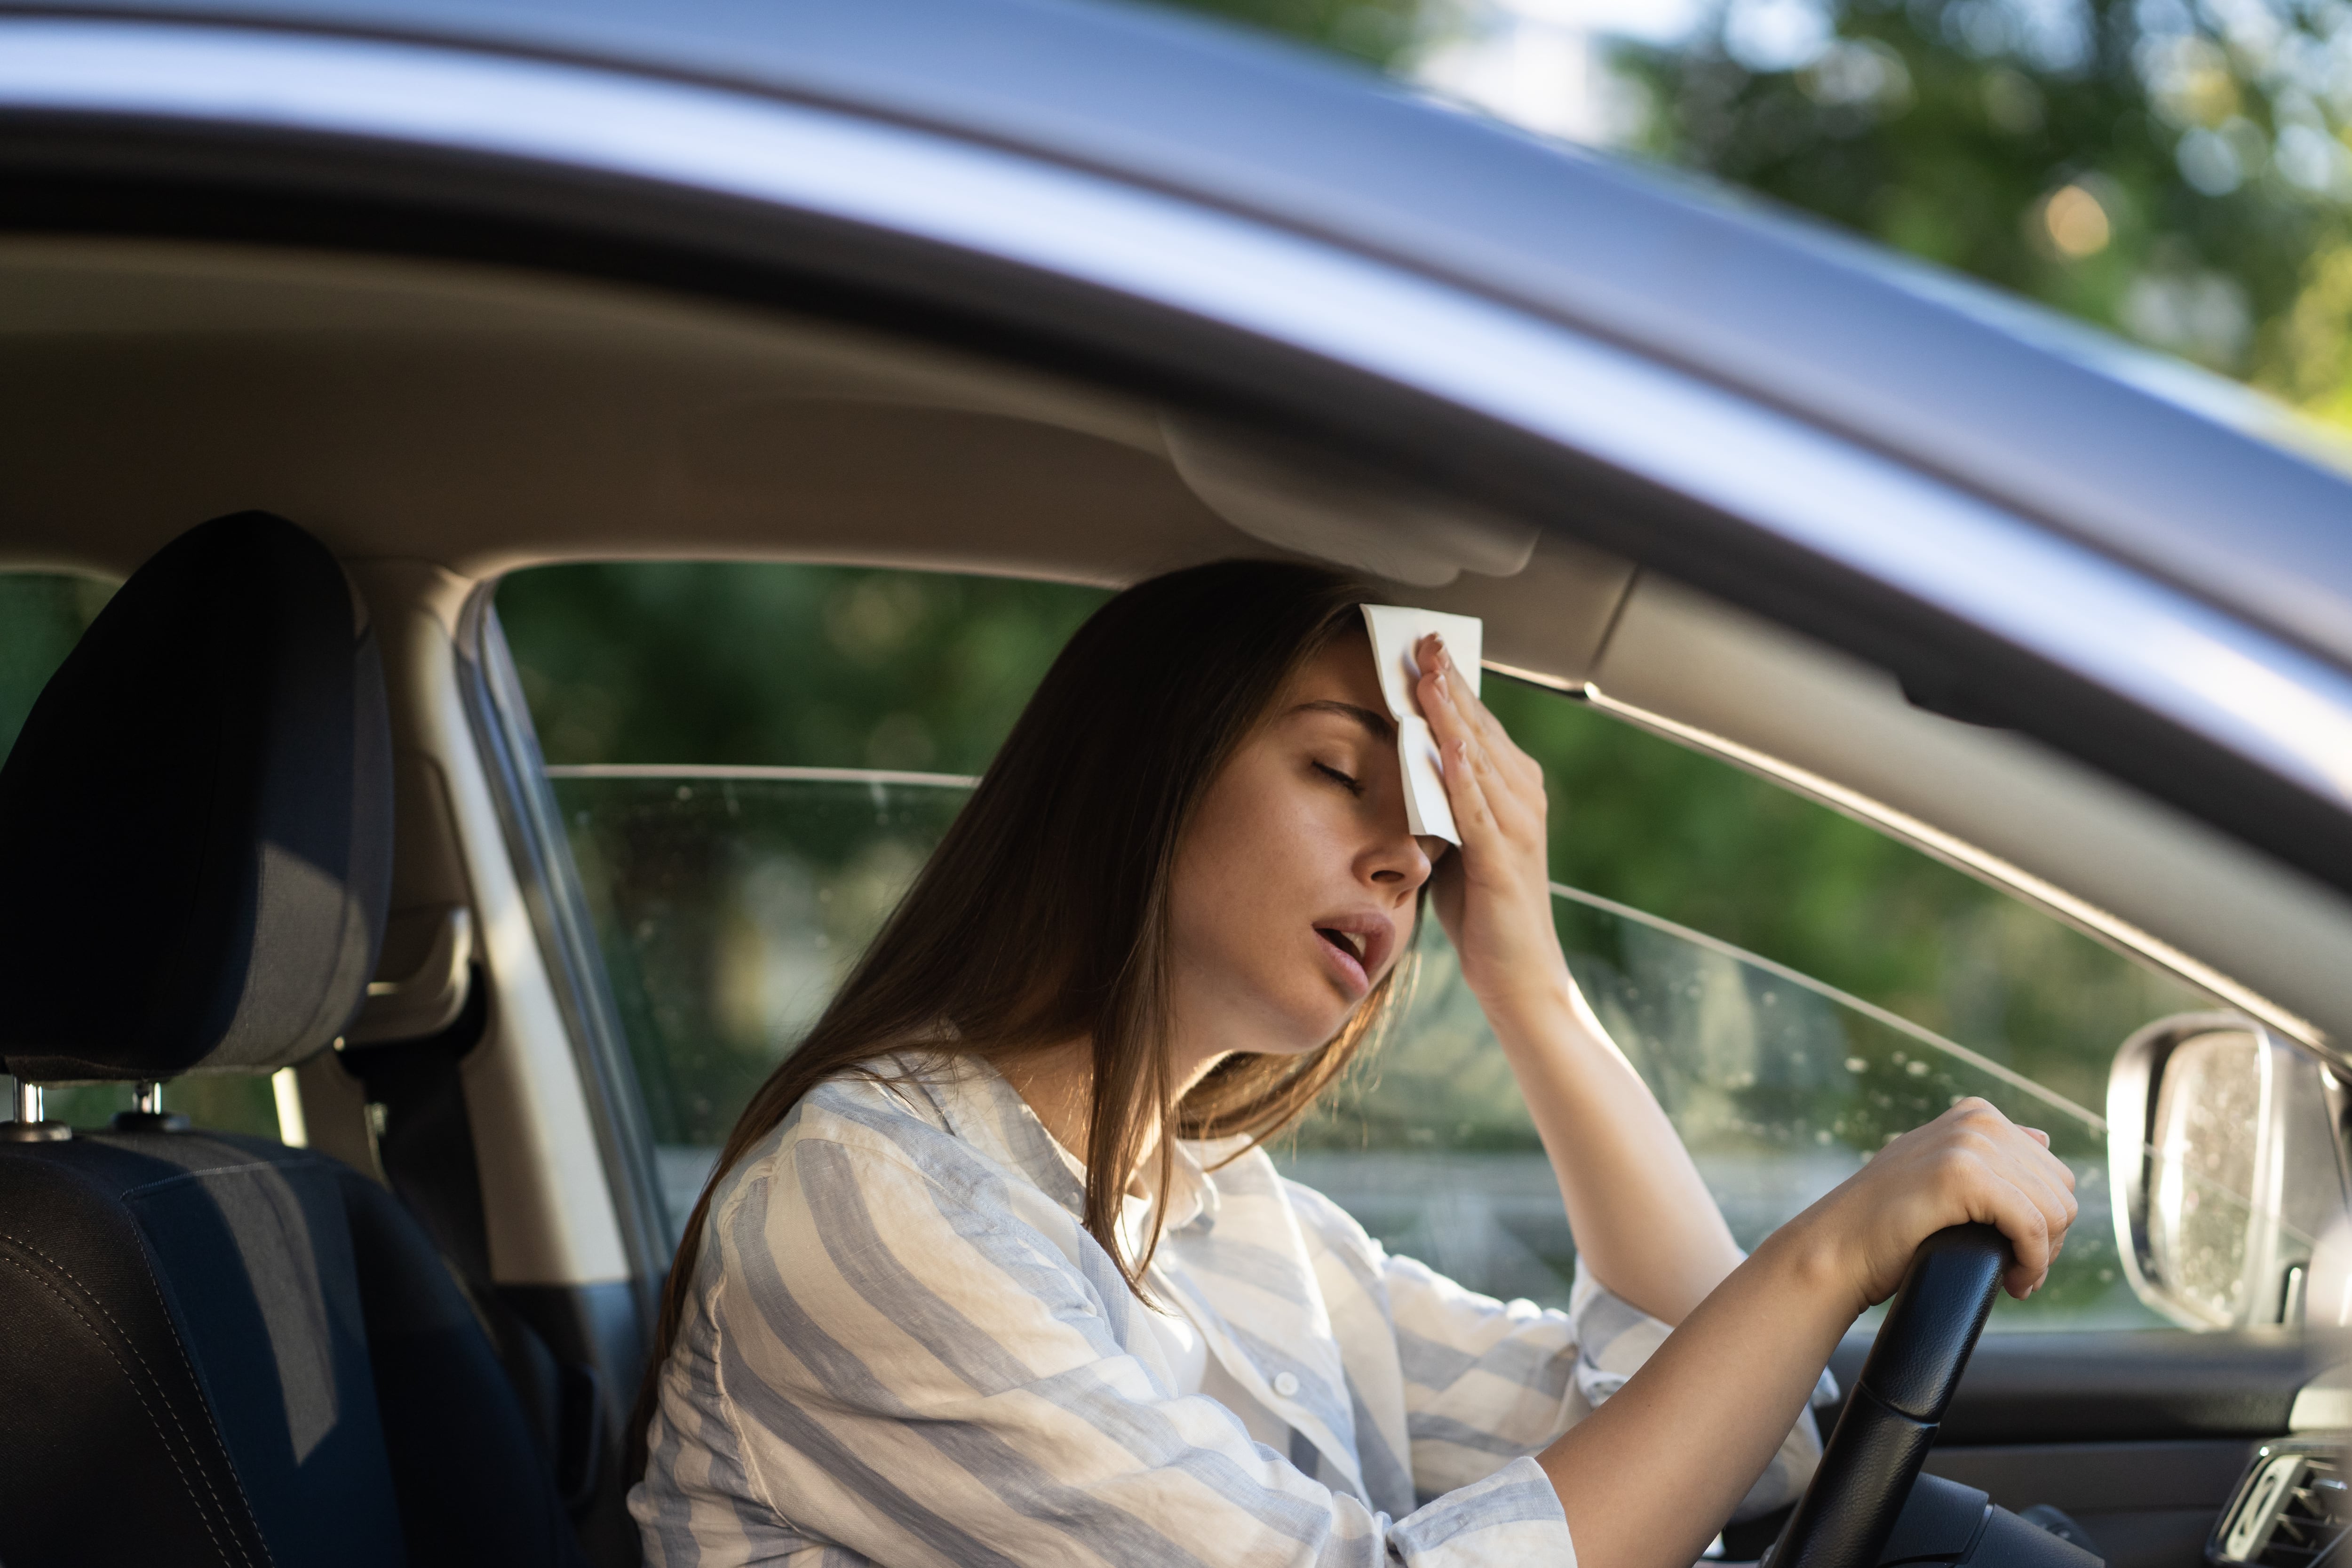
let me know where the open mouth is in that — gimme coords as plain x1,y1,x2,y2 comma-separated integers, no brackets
1308,926,1374,1001
1316,927,1367,961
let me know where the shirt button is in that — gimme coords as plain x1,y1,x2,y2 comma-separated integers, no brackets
1272,1372,1300,1398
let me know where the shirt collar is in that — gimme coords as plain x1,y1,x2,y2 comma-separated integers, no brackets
891,1050,1223,1235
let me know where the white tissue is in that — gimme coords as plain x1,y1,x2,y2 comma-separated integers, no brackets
1359,605,1483,845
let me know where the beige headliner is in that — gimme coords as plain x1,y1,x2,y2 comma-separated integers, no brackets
7,238,2351,1057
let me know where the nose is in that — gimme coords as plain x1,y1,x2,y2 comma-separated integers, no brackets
1364,827,1435,893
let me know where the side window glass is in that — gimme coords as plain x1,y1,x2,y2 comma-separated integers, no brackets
496,565,1105,1226
499,565,2233,1331
0,574,283,1138
1295,683,2216,1329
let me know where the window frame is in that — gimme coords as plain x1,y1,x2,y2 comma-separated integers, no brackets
458,584,676,1296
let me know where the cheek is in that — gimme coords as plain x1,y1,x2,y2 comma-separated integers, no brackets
1176,785,1286,937
1169,763,1327,965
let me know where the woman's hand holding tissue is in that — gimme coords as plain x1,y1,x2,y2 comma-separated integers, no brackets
1414,633,1576,1031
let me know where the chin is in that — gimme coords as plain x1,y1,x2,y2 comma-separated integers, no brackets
1272,999,1361,1057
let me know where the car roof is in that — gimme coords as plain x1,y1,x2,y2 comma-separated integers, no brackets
21,0,2352,676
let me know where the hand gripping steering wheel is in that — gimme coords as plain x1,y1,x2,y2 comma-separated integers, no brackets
1766,1226,2010,1568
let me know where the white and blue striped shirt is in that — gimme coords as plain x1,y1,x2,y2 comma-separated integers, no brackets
632,1054,1823,1566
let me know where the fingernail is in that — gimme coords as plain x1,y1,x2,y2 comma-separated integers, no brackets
1434,672,1449,702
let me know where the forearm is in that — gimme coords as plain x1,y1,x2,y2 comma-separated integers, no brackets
1486,978,1740,1325
1537,1225,1851,1568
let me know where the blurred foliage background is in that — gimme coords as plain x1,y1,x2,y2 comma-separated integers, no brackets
1158,0,2352,423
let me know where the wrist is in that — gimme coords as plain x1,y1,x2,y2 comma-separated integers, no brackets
1475,964,1582,1051
1758,1205,1869,1319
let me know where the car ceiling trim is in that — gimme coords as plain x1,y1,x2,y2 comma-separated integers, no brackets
6,18,2352,826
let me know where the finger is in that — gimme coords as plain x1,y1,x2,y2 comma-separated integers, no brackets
1976,1172,2057,1296
1995,1122,2079,1225
1428,637,1544,793
1416,636,1517,773
1417,646,1539,840
1414,650,1508,843
1443,735,1501,845
1941,1102,2060,1292
1986,1146,2078,1293
2001,1146,2077,1263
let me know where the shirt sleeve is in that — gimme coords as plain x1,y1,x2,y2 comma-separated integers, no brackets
636,1122,1576,1568
1391,1251,1827,1522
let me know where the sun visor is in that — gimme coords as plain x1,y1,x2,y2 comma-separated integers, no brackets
1163,417,1539,588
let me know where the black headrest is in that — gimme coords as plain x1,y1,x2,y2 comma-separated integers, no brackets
0,513,392,1082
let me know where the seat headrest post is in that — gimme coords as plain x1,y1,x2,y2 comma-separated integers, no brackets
111,1078,191,1134
3,1080,70,1143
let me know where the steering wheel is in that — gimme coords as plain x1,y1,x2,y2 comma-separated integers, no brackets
1766,1226,2010,1568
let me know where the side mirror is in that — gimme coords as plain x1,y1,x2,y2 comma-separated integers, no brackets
2108,1013,2349,1329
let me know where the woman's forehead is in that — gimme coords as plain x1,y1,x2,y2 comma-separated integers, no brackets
1289,627,1383,706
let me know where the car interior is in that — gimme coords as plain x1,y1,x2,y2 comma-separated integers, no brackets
5,236,2352,1567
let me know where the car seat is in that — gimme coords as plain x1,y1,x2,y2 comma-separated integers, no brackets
0,513,588,1567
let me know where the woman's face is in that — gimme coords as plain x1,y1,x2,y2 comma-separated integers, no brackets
1167,630,1446,1067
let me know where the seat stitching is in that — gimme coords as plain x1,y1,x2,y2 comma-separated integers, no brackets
113,1187,296,1551
0,1228,271,1568
0,1242,253,1568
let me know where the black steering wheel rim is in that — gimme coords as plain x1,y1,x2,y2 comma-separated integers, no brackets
1767,1225,2010,1568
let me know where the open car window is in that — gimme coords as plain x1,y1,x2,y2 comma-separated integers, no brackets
498,561,2242,1331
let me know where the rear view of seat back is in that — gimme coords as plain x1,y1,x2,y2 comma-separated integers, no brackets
0,513,585,1568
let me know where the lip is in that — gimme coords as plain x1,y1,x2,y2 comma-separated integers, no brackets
1311,911,1396,999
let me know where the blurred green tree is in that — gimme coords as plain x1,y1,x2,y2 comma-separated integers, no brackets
0,574,112,758
1617,0,2352,391
1170,0,1428,65
498,563,1106,775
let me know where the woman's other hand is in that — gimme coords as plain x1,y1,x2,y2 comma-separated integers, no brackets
1795,1097,2078,1307
1413,633,1571,1026
1539,1096,2076,1568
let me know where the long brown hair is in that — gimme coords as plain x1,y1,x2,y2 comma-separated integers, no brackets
629,559,1419,1470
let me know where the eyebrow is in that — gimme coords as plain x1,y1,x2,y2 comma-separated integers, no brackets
1290,699,1393,742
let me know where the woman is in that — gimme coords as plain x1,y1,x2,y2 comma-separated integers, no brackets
629,560,2076,1568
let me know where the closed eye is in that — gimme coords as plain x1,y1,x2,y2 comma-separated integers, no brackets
1313,761,1364,796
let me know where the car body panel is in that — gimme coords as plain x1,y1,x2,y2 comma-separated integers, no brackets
10,0,2352,679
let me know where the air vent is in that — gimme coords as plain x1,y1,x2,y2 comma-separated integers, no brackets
2212,1445,2348,1568
2260,1456,2346,1568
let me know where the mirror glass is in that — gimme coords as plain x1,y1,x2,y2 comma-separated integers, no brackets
2146,1028,2266,1328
